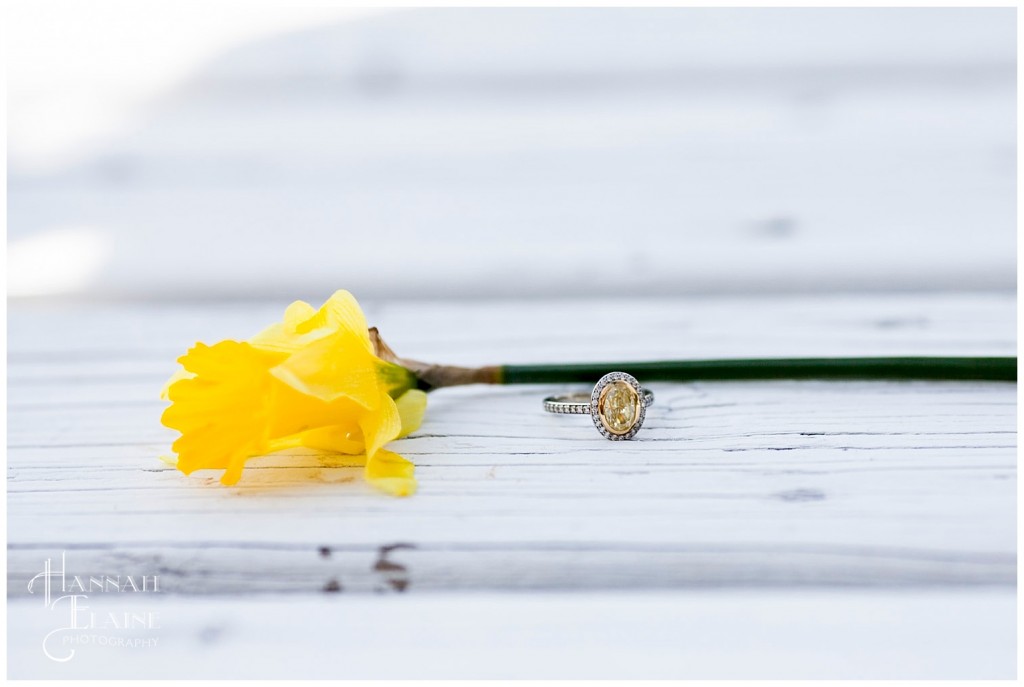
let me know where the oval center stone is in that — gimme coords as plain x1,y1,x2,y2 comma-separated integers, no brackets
599,380,639,434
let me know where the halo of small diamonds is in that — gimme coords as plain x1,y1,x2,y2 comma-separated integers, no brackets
589,371,646,440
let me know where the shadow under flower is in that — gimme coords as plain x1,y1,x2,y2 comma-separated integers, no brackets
187,449,373,494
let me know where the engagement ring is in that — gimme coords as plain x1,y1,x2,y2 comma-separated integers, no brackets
543,371,653,440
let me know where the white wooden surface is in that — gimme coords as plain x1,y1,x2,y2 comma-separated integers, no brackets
8,8,1016,299
6,292,1016,678
8,591,1016,679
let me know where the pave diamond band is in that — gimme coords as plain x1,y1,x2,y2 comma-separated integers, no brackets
543,372,653,440
542,390,655,414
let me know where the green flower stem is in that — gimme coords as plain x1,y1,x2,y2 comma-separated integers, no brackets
373,326,1014,389
499,357,1016,384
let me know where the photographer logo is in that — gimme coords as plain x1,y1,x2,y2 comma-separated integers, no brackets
27,551,162,662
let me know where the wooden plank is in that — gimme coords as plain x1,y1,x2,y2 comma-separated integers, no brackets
6,293,1015,596
7,590,1015,679
8,11,1015,298
5,293,1016,676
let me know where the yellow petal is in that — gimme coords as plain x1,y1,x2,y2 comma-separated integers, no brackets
365,449,417,496
161,341,280,479
359,392,402,459
264,377,364,441
250,322,295,353
172,428,242,474
394,389,427,438
249,300,326,353
297,290,372,351
266,425,364,455
283,300,317,331
159,368,195,400
220,456,247,486
269,329,381,407
249,323,326,354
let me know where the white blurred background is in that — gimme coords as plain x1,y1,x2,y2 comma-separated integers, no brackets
7,4,1016,300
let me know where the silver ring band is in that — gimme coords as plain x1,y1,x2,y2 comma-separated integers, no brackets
543,388,654,414
544,372,651,440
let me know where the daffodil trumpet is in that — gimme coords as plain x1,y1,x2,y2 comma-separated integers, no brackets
161,290,1015,495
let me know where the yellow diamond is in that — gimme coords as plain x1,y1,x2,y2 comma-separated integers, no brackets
599,380,639,435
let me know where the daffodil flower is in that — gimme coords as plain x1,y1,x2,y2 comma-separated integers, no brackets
160,290,426,495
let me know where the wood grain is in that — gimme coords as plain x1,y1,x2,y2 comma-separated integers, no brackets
7,590,1015,679
8,9,1015,298
6,292,1015,677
